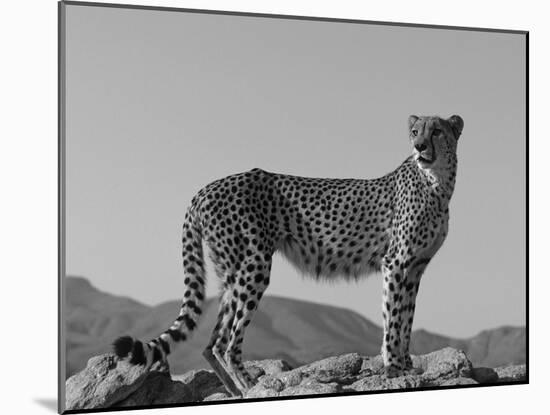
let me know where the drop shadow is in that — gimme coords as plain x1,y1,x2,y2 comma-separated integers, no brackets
34,398,57,412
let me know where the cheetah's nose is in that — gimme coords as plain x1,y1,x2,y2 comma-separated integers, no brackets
414,143,427,152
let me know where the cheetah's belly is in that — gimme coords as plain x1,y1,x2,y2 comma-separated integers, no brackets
276,223,391,281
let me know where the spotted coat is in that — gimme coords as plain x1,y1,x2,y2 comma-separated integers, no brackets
113,114,464,395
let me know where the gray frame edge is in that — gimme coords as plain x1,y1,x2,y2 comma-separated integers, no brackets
58,1,67,413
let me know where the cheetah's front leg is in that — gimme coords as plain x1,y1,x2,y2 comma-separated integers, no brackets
399,259,430,373
381,265,407,378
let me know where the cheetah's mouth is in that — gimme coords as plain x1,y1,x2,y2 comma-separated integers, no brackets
417,154,435,165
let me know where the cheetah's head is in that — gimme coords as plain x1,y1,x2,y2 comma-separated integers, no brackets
408,115,464,172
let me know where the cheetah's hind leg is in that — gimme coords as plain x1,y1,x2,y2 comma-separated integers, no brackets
220,258,271,395
202,348,242,397
202,287,244,397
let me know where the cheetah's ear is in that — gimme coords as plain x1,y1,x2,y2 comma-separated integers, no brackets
408,115,419,131
448,115,464,139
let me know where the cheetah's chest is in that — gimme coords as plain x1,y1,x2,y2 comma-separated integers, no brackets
402,203,449,260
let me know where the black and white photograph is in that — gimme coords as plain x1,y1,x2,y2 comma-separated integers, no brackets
58,1,527,413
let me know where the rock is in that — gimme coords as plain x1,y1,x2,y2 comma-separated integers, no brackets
245,353,362,398
240,360,293,398
413,347,473,382
245,376,282,398
350,374,423,391
65,348,519,410
65,354,223,410
241,359,291,382
171,369,225,400
244,359,292,376
242,374,288,399
278,379,340,396
114,372,191,407
260,376,285,391
203,392,232,401
494,365,527,382
352,348,476,390
440,377,478,386
471,367,499,384
245,365,265,381
65,354,168,410
298,353,363,380
279,370,304,387
359,355,385,376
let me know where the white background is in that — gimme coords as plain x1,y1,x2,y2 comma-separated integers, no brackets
0,0,542,414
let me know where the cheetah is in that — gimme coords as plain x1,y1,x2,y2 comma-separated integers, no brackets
113,114,464,396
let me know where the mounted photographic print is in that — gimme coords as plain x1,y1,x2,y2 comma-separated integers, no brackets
58,1,528,413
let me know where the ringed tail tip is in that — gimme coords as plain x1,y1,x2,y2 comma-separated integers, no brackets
112,335,134,358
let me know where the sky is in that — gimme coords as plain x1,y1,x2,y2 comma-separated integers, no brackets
64,4,526,338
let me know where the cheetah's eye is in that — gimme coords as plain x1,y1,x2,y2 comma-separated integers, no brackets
411,130,418,137
432,128,442,136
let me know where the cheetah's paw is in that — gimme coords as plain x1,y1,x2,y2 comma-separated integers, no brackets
383,365,405,378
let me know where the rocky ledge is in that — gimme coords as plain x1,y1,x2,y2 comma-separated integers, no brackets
65,347,526,411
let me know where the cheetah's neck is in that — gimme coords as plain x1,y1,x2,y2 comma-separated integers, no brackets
401,155,457,205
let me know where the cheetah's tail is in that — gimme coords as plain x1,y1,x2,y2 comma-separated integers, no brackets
112,207,206,368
